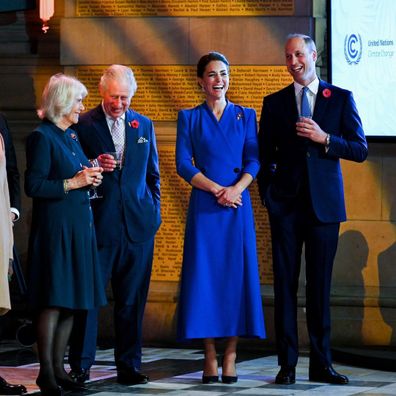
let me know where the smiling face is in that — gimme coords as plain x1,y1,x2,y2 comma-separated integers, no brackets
198,60,229,101
100,78,132,119
285,37,317,86
59,94,85,129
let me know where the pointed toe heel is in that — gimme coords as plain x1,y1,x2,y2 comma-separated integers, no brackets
222,375,238,384
36,377,64,396
202,375,219,384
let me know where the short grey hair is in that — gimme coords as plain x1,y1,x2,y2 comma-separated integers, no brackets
99,64,137,97
38,73,88,123
286,33,317,53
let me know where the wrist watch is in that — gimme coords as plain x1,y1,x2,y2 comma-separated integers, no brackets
326,133,331,147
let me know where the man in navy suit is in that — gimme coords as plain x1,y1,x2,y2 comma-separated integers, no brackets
257,34,367,385
69,64,161,385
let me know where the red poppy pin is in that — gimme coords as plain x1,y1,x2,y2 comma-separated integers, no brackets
129,120,139,128
322,88,331,98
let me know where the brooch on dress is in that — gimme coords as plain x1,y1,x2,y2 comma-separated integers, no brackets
70,132,78,141
236,112,243,120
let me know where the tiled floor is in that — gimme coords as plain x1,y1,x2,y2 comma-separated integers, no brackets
1,341,396,395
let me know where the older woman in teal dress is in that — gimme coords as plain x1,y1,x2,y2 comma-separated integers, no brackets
176,52,266,384
25,74,106,396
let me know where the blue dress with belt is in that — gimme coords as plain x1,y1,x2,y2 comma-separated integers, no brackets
25,120,106,310
176,101,266,340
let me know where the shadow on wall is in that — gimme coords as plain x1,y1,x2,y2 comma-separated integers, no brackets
378,202,396,345
332,229,369,344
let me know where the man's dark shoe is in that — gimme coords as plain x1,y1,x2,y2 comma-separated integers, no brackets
0,376,27,395
309,365,349,384
275,366,296,385
117,368,149,385
69,368,90,384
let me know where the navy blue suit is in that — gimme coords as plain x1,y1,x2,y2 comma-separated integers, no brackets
257,80,367,368
69,105,161,371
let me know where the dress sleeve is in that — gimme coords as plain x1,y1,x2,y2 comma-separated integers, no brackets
24,130,66,199
175,110,200,183
242,108,260,179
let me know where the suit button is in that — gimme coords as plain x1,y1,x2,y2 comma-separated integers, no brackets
233,168,240,173
306,152,311,158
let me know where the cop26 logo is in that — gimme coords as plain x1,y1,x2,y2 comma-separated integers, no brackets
344,34,363,64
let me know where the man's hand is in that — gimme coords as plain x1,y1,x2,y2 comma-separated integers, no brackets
97,154,117,172
296,117,327,144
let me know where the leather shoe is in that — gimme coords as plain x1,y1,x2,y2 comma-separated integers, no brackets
309,365,349,384
69,368,90,384
117,368,149,385
0,377,27,395
275,366,296,385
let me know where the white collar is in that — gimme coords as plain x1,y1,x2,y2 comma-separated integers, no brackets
293,77,319,96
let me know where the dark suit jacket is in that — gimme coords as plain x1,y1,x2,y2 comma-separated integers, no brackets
0,113,21,213
257,80,368,223
75,105,161,245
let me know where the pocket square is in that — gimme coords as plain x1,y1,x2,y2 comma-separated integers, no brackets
137,136,148,144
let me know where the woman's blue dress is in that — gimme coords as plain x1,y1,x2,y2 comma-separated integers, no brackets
25,120,106,310
176,101,266,340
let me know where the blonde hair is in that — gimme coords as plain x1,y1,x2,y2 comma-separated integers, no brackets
38,73,88,123
99,64,137,97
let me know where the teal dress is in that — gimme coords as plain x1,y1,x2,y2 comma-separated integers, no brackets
25,120,106,309
176,102,266,340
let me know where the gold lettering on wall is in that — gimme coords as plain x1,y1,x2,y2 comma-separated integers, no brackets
77,66,292,121
152,145,273,283
77,0,294,17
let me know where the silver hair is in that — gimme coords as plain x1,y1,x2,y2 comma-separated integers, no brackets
37,73,88,123
99,64,137,97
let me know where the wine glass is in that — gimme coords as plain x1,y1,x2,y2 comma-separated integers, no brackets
88,170,103,199
89,186,102,200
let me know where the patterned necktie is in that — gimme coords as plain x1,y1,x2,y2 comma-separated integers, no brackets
300,86,312,117
111,117,125,155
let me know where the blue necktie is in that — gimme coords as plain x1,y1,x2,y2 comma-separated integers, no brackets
301,86,311,117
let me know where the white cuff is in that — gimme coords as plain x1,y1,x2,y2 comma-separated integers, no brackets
10,207,20,221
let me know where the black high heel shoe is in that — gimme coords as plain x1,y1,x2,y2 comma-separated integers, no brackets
202,375,219,384
221,356,238,384
36,377,64,396
55,376,86,391
221,374,238,384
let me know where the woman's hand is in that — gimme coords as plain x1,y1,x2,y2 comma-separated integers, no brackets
66,166,103,191
215,185,243,208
